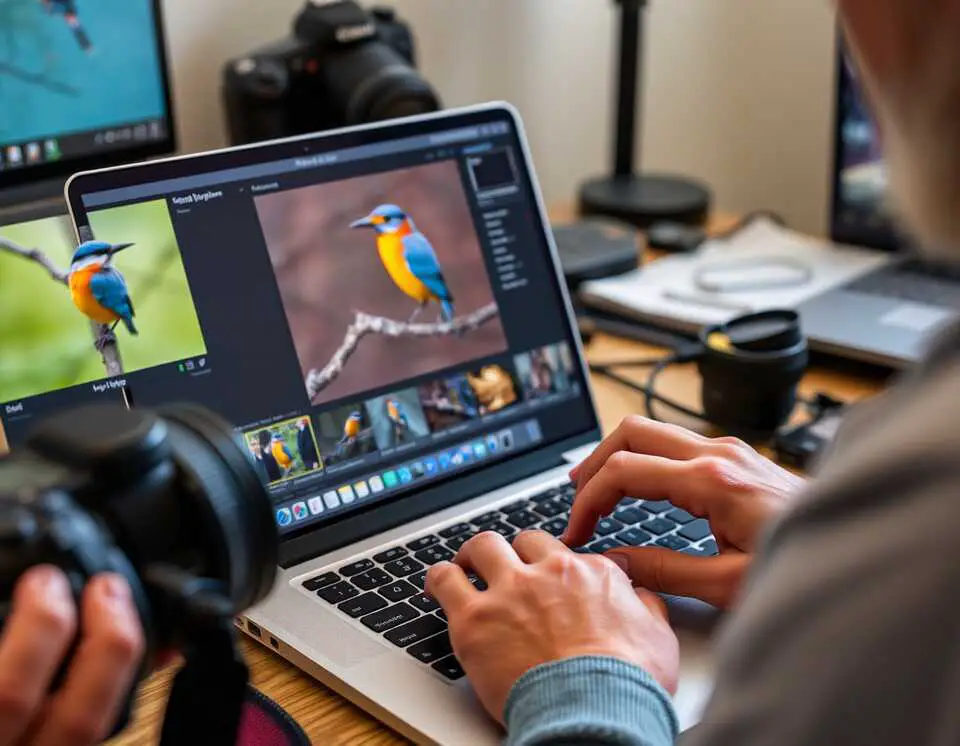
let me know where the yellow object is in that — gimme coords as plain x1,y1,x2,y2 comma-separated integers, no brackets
377,233,433,304
707,332,733,353
68,264,121,325
272,440,292,469
344,416,361,438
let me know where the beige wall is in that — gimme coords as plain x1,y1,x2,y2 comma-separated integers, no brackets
163,0,837,234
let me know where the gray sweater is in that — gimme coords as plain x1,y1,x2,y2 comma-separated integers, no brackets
505,321,960,745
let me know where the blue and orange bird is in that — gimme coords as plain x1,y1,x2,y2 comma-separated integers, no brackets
386,397,409,430
350,205,456,323
270,433,294,470
339,411,363,446
68,241,137,339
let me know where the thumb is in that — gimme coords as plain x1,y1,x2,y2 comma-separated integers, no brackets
607,548,749,610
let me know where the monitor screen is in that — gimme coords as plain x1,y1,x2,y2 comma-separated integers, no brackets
0,0,174,187
832,50,902,250
4,109,598,540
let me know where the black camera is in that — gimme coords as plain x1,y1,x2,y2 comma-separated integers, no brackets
223,1,442,145
0,403,278,740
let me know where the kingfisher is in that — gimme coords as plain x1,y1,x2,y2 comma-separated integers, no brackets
350,205,456,323
68,241,137,338
270,433,294,471
386,398,409,430
339,412,363,446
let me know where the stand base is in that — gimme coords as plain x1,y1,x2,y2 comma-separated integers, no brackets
579,173,712,229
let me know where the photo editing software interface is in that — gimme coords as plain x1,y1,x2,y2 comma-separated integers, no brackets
0,0,169,174
0,120,594,533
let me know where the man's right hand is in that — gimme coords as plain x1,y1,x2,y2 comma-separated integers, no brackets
0,566,144,746
564,417,807,608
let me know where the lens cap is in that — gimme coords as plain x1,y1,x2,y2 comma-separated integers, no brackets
723,310,802,353
26,405,171,478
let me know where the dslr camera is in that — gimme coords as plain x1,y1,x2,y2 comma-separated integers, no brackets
223,0,442,145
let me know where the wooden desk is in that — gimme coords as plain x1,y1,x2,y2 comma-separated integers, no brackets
110,214,889,745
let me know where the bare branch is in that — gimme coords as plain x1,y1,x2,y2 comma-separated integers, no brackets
0,237,68,284
306,303,500,402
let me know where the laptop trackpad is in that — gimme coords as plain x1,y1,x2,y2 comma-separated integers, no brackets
880,303,954,333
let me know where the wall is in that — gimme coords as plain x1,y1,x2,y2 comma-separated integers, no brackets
162,0,837,234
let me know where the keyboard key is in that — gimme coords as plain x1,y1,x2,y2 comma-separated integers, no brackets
468,574,488,591
701,539,719,556
532,499,566,518
409,571,428,590
407,632,453,664
531,489,556,504
656,535,690,551
373,547,408,564
683,544,716,557
666,508,696,525
339,592,388,619
588,537,623,553
302,572,339,591
317,581,360,604
407,535,440,551
361,603,419,633
470,512,502,527
432,655,466,680
339,559,374,577
613,506,647,525
446,532,476,552
574,546,591,554
506,511,540,530
595,517,625,536
379,581,418,602
678,520,712,542
409,593,440,613
484,522,516,540
541,518,567,537
436,609,447,621
617,527,653,546
353,568,393,591
384,557,423,577
500,499,531,514
385,615,447,648
556,491,574,506
642,518,677,536
640,500,672,514
416,545,454,565
439,523,472,539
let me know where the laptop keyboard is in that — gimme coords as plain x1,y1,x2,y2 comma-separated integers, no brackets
299,481,718,682
848,265,960,309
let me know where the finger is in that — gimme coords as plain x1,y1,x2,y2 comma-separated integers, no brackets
511,530,567,563
455,531,522,583
564,453,690,547
33,574,144,746
634,588,669,621
574,417,708,493
425,562,475,614
607,548,750,609
0,566,76,744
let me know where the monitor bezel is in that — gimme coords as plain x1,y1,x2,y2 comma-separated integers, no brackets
1,0,177,192
64,103,604,568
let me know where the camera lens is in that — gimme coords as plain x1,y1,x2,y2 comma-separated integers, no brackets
320,43,440,126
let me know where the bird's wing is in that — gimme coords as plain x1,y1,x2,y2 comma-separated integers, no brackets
402,233,453,302
90,266,135,318
282,444,294,460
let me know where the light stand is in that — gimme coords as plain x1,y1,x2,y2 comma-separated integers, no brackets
579,0,712,228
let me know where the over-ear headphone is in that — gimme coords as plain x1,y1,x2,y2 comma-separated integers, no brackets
698,311,808,436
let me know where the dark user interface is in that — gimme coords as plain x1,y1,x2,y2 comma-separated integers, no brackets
0,120,593,533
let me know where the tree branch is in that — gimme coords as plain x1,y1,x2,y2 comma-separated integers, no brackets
0,238,68,284
306,303,500,402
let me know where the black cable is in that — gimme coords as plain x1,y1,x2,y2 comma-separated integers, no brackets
592,363,709,423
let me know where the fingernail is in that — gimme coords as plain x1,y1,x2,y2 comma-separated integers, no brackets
31,566,71,601
608,553,630,573
568,466,580,482
99,574,131,602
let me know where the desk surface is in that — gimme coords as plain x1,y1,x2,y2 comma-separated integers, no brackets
109,213,889,745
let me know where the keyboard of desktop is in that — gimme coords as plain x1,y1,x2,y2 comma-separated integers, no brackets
299,481,718,683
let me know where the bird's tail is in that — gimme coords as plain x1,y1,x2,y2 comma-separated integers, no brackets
123,316,139,336
441,300,456,323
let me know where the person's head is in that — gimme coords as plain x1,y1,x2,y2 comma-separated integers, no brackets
298,418,309,431
258,430,271,449
838,0,960,251
249,439,262,457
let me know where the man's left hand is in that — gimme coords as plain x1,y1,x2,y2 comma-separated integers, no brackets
426,531,678,724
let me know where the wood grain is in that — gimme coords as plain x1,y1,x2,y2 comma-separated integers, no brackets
108,210,888,744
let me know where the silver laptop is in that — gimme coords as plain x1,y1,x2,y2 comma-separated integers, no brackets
61,105,717,743
796,50,960,368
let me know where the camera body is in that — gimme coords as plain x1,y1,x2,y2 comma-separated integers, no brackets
223,1,441,145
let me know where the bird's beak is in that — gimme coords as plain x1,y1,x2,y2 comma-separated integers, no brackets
350,217,375,229
110,242,135,254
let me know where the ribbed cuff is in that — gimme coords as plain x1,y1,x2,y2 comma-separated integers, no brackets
504,656,679,746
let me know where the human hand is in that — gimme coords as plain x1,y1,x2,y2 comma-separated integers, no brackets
0,566,144,746
426,531,678,724
565,417,806,608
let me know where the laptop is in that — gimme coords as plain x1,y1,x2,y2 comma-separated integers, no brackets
796,49,960,368
57,104,718,743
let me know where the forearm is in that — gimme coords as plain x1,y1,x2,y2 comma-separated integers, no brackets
505,657,678,746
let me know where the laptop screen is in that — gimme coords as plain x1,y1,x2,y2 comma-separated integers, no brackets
11,107,597,541
0,0,174,191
